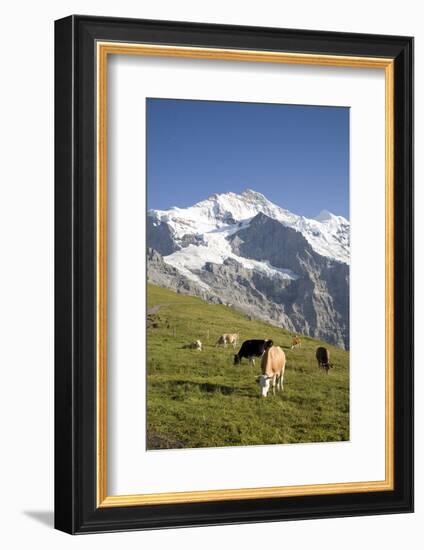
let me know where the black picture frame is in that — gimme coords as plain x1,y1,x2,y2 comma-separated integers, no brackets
55,15,414,534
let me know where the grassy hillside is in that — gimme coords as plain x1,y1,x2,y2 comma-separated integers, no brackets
147,284,349,450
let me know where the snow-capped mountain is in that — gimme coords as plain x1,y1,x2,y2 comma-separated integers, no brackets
147,189,350,348
149,189,349,264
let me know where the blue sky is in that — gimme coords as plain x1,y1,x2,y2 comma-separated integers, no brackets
146,98,349,219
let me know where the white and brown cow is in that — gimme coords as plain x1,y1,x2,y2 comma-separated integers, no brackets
216,333,239,350
257,345,286,397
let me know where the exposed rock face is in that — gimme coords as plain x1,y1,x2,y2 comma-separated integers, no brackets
146,217,179,256
147,248,220,304
196,257,299,332
180,233,205,248
228,214,349,349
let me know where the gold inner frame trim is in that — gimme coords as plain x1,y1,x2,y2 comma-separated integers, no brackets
96,41,395,508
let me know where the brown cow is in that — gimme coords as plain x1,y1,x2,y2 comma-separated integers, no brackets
258,345,286,397
291,336,301,350
316,346,333,374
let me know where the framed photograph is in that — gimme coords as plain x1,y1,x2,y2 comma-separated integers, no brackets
54,15,413,534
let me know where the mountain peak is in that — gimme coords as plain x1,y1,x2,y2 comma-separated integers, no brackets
241,188,265,198
206,189,267,204
315,209,349,224
149,188,349,264
315,209,334,222
240,188,271,204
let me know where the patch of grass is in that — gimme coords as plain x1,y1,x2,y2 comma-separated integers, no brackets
147,284,349,449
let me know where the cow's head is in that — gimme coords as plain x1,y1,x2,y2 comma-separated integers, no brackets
257,374,272,397
234,354,240,365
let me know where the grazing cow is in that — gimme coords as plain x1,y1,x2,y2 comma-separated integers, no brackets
234,339,273,367
183,340,202,351
258,346,286,397
216,333,239,349
291,336,301,350
316,346,333,374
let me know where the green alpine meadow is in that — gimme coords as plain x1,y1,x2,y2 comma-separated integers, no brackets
146,284,349,450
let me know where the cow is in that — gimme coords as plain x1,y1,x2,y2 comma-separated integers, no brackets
316,346,333,373
257,345,286,397
234,339,273,367
291,336,301,350
183,340,202,351
216,333,239,349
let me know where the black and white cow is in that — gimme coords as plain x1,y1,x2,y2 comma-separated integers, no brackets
234,339,273,367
